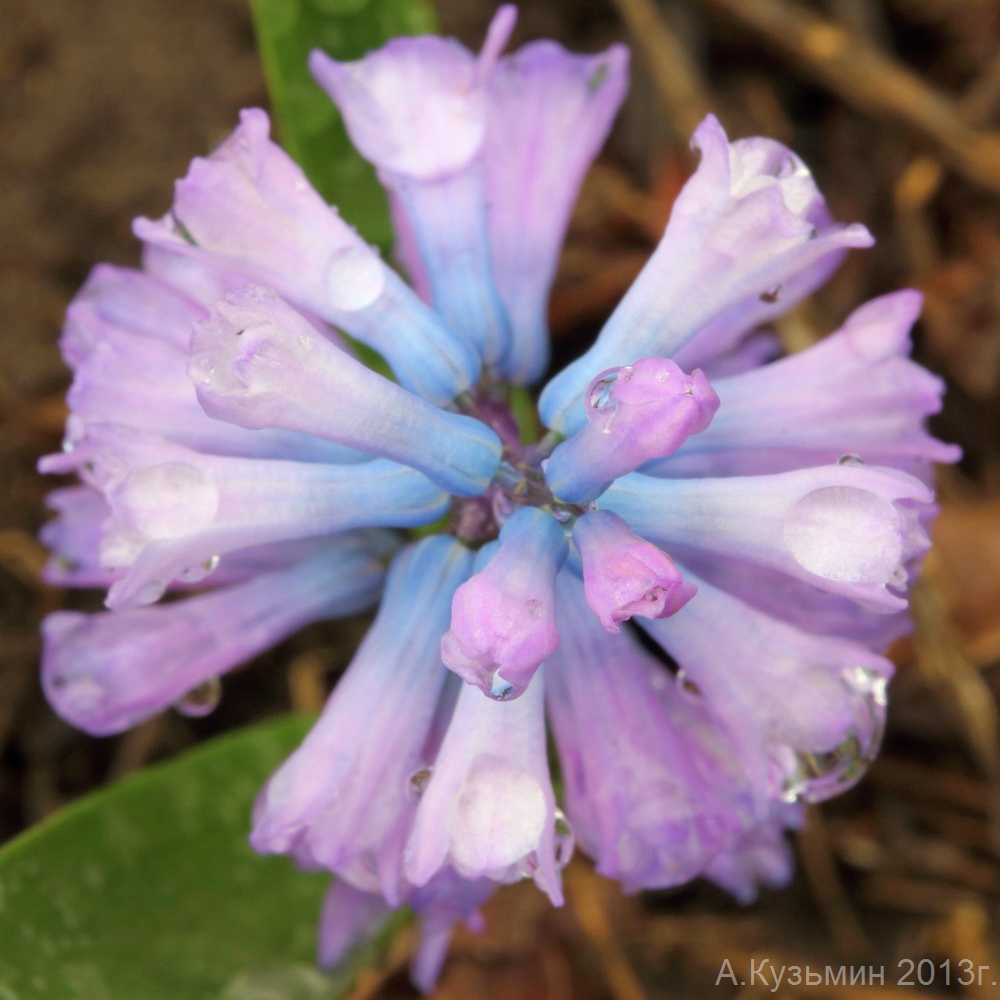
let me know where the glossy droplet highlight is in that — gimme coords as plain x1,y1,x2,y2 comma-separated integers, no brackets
782,486,903,584
837,453,864,466
553,808,575,867
775,667,887,803
586,368,624,431
175,677,222,718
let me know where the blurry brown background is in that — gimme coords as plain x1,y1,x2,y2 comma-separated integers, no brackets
4,0,1000,996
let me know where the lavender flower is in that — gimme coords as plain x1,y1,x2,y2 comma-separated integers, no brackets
40,6,956,989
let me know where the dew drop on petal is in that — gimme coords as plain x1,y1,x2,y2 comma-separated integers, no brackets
553,808,575,868
175,677,223,718
586,369,623,431
324,244,385,312
782,486,903,584
774,667,887,803
837,454,864,466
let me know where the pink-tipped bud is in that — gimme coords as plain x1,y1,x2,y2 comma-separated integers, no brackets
440,507,566,700
544,358,720,504
573,510,696,632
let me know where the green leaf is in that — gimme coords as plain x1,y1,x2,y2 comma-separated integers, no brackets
0,715,400,1000
249,0,438,247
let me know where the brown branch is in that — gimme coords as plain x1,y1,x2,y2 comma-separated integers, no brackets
695,0,1000,196
607,0,714,141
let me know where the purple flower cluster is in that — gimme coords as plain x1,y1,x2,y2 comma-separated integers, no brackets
40,7,957,989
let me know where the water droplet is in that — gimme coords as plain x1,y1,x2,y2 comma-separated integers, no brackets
837,453,864,466
888,565,908,590
488,675,516,701
775,669,886,803
175,677,222,718
407,767,433,802
61,437,75,453
586,369,624,430
759,284,783,304
676,669,703,701
783,486,902,584
844,665,888,706
553,808,575,867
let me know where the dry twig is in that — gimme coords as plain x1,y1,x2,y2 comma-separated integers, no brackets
694,0,1000,196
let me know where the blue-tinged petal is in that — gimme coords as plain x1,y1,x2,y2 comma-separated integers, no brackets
404,664,566,904
311,10,518,367
133,109,480,403
647,291,962,479
189,286,501,495
251,537,473,903
41,533,386,736
42,424,448,609
540,114,873,434
486,41,629,384
601,463,933,613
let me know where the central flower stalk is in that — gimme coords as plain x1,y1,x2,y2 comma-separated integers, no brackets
449,388,585,545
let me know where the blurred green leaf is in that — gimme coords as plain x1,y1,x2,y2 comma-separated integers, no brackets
250,0,438,247
0,715,395,1000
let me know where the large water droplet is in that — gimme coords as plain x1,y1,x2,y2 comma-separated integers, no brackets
586,368,624,431
553,808,575,868
837,453,864,466
407,767,433,802
175,677,222,718
782,486,903,584
775,668,887,803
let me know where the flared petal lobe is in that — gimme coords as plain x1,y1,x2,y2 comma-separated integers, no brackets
405,666,568,903
189,285,501,496
539,114,873,433
485,40,629,383
42,533,386,735
545,574,742,891
648,290,962,478
251,537,474,902
134,109,480,403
